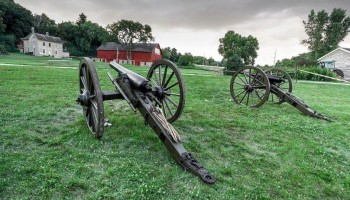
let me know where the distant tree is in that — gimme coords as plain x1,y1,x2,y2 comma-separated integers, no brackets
0,0,33,39
77,21,109,52
0,11,5,34
207,57,217,66
218,30,259,70
193,56,207,65
324,9,350,52
77,13,87,26
33,13,58,35
107,20,153,60
276,58,296,68
178,52,194,66
58,21,78,43
58,14,109,56
276,52,318,68
170,48,180,62
302,8,350,59
161,47,171,60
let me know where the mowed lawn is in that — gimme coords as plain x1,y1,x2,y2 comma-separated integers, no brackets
1,54,349,199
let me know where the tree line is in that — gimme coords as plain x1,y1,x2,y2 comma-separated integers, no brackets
1,0,349,69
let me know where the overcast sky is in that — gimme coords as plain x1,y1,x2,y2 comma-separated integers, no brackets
16,0,350,65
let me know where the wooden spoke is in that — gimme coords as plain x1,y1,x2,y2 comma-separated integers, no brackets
164,99,174,116
162,65,168,86
164,95,178,107
158,66,162,86
165,82,179,91
234,90,246,99
164,71,175,88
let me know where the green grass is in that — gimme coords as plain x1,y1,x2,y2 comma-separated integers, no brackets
1,54,350,199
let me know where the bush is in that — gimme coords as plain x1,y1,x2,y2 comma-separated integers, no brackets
0,34,18,52
291,66,336,81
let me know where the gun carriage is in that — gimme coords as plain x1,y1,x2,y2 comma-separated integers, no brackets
76,58,215,184
230,66,331,121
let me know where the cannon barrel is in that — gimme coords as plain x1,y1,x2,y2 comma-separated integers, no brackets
109,61,151,92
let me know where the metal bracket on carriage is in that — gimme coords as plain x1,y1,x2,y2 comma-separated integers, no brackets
104,118,112,127
180,152,216,184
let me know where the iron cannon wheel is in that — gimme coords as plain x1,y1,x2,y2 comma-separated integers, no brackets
78,58,104,139
265,68,293,104
147,59,186,123
230,66,270,108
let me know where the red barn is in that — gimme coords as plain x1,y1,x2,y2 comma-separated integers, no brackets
97,42,162,66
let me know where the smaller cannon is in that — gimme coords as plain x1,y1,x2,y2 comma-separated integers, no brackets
76,58,215,184
230,66,331,121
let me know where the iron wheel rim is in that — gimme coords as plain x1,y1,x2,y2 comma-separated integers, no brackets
147,59,186,123
79,58,104,139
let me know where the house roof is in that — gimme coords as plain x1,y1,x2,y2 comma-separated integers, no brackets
21,33,64,44
317,47,350,61
97,42,159,52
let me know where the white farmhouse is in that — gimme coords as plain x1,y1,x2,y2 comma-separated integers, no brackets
20,27,69,58
317,47,350,80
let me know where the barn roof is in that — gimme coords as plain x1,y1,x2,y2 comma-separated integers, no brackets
21,33,64,44
97,42,159,52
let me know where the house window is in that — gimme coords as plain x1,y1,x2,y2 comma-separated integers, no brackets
49,43,51,47
43,49,45,54
56,51,58,54
43,42,45,46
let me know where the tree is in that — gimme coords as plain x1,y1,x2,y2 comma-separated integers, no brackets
107,20,153,60
193,56,207,65
301,8,350,59
218,30,259,70
58,14,109,56
0,0,33,39
77,21,109,53
324,9,350,52
207,57,217,66
77,13,87,26
170,48,180,62
0,11,5,34
178,52,194,66
161,47,171,60
33,13,58,35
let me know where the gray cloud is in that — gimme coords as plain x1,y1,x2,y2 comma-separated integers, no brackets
15,0,350,64
16,0,350,30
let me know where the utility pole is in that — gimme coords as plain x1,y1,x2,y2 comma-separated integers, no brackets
273,50,277,66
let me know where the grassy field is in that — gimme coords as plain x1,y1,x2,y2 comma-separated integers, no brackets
1,53,350,199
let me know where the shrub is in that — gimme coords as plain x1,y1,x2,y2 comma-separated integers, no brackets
0,34,18,52
292,66,336,81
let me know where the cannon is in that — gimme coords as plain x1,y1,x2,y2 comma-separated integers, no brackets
76,58,215,184
230,66,331,121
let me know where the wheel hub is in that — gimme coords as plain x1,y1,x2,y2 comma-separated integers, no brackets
244,84,254,92
76,90,91,106
155,86,170,99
